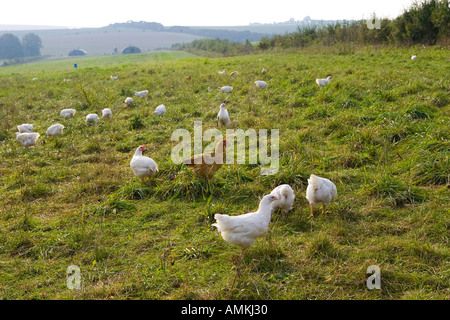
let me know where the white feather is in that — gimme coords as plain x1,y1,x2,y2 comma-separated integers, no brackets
306,174,337,208
135,90,149,97
154,104,166,116
15,132,40,147
86,114,99,123
130,145,159,179
270,184,295,215
101,108,112,118
316,76,332,87
255,80,268,89
60,109,76,118
124,97,134,106
217,103,230,128
17,124,34,133
212,194,278,249
220,86,233,93
46,124,64,136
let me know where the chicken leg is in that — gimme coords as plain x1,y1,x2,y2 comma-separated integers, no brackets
309,204,314,218
322,204,327,214
231,248,245,290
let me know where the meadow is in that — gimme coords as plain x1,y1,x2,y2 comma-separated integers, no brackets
0,46,448,300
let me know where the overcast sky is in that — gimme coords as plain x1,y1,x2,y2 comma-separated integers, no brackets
1,0,416,28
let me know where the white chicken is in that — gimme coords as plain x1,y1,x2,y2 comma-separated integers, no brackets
154,104,166,116
46,124,64,136
316,76,333,87
411,55,417,60
17,124,34,133
212,194,278,287
110,75,119,80
86,114,99,123
220,86,233,93
130,145,159,180
124,97,134,106
60,109,76,118
217,103,230,128
15,132,40,147
270,184,295,218
101,108,112,118
135,90,149,98
218,69,226,75
255,80,268,89
305,174,337,218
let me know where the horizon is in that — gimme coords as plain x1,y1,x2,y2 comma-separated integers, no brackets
0,0,416,30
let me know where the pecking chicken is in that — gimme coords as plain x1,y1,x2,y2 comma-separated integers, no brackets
154,104,166,116
316,76,333,87
305,174,337,218
46,124,64,136
17,124,34,133
60,109,76,118
15,132,40,147
270,184,295,218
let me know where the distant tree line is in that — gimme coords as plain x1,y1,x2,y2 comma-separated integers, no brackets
107,20,269,42
258,0,449,49
173,0,449,56
171,39,255,57
108,21,164,31
165,26,268,43
0,33,42,60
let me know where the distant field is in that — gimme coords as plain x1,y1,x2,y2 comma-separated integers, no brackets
0,51,199,75
1,24,302,58
1,27,206,57
39,30,205,57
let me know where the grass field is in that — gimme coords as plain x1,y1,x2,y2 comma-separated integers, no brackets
0,51,199,75
0,46,448,300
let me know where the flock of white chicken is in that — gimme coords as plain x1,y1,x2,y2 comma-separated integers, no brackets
125,68,338,286
15,67,341,287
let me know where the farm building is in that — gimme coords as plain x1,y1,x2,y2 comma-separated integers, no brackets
68,49,87,56
122,46,141,54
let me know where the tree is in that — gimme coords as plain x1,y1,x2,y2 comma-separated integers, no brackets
0,33,24,59
22,33,42,57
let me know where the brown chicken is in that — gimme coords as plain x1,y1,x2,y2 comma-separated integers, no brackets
182,139,229,180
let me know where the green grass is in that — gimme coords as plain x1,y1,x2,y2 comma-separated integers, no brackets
0,50,199,75
0,46,448,300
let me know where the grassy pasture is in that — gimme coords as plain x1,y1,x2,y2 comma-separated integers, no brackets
0,51,199,75
0,46,448,300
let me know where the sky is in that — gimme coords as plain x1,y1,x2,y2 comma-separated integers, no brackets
1,0,417,28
